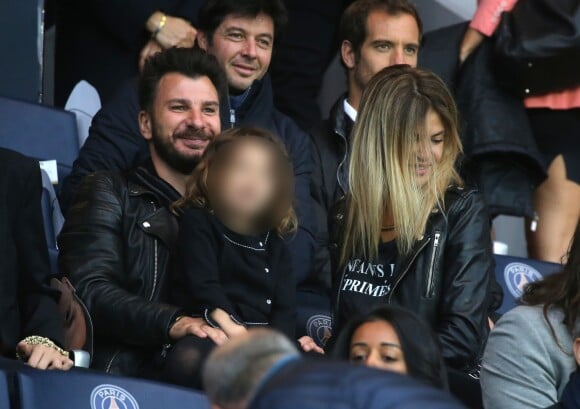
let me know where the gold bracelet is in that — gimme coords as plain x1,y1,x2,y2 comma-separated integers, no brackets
153,13,167,39
16,336,69,360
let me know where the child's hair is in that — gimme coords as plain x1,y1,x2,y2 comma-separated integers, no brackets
174,127,297,235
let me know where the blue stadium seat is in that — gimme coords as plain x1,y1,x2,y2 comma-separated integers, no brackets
494,255,562,314
17,369,210,409
0,0,44,103
296,291,332,348
0,96,79,191
0,369,11,409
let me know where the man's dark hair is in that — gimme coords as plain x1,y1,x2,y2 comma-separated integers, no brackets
339,0,423,60
139,47,228,114
196,0,288,43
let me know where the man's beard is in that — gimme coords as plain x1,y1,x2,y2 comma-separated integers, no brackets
151,123,211,175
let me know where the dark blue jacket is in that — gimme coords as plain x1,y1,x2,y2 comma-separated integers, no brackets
250,359,465,409
550,368,580,409
0,149,64,357
59,75,314,285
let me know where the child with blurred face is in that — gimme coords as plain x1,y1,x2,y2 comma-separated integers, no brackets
171,127,299,342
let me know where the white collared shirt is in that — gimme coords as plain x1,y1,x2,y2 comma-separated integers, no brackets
343,99,358,123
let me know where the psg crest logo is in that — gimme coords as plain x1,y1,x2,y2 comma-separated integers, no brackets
91,384,140,409
504,262,543,298
307,314,332,347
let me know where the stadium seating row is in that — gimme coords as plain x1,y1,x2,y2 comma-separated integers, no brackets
0,361,210,409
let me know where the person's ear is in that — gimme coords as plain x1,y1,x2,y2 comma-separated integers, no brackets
139,110,153,142
198,31,209,51
341,40,357,70
573,338,580,366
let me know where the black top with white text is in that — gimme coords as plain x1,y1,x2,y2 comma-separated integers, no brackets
337,240,398,325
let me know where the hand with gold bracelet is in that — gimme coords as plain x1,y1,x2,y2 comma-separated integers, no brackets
16,336,73,370
140,11,198,72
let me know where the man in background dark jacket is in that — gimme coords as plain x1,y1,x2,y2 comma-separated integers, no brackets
419,22,546,219
0,148,72,370
203,329,464,409
309,0,422,292
60,0,315,286
55,0,203,106
58,48,228,379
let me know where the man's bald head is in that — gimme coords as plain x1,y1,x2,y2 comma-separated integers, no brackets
203,329,300,409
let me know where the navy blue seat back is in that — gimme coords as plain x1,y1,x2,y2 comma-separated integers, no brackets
0,96,79,191
17,369,210,409
494,255,562,314
296,291,332,348
0,0,44,102
0,370,11,409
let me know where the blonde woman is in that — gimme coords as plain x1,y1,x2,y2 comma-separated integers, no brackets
330,65,494,372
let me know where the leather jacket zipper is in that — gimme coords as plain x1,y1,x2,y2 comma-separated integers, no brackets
388,238,430,304
335,238,431,322
105,201,159,373
148,200,159,301
424,232,440,298
149,239,159,300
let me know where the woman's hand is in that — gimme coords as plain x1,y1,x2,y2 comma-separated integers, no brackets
16,342,73,370
459,27,486,64
169,316,228,345
147,12,197,49
298,336,325,354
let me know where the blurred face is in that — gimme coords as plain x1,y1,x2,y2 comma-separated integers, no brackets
139,73,221,174
574,338,580,366
199,13,274,93
349,320,408,374
343,11,420,102
415,109,445,187
211,140,278,224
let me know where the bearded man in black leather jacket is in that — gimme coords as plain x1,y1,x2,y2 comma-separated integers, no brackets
58,48,229,383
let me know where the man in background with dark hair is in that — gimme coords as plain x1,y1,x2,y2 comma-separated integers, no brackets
59,48,228,385
60,0,315,290
309,0,422,293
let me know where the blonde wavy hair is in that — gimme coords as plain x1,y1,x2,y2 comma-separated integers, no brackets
341,65,463,265
174,127,297,236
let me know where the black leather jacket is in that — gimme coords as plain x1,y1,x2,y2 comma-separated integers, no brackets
309,96,352,291
330,187,499,371
58,162,183,375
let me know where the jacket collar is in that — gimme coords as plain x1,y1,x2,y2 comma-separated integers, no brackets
126,161,182,251
127,160,181,207
329,95,350,139
329,95,354,196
